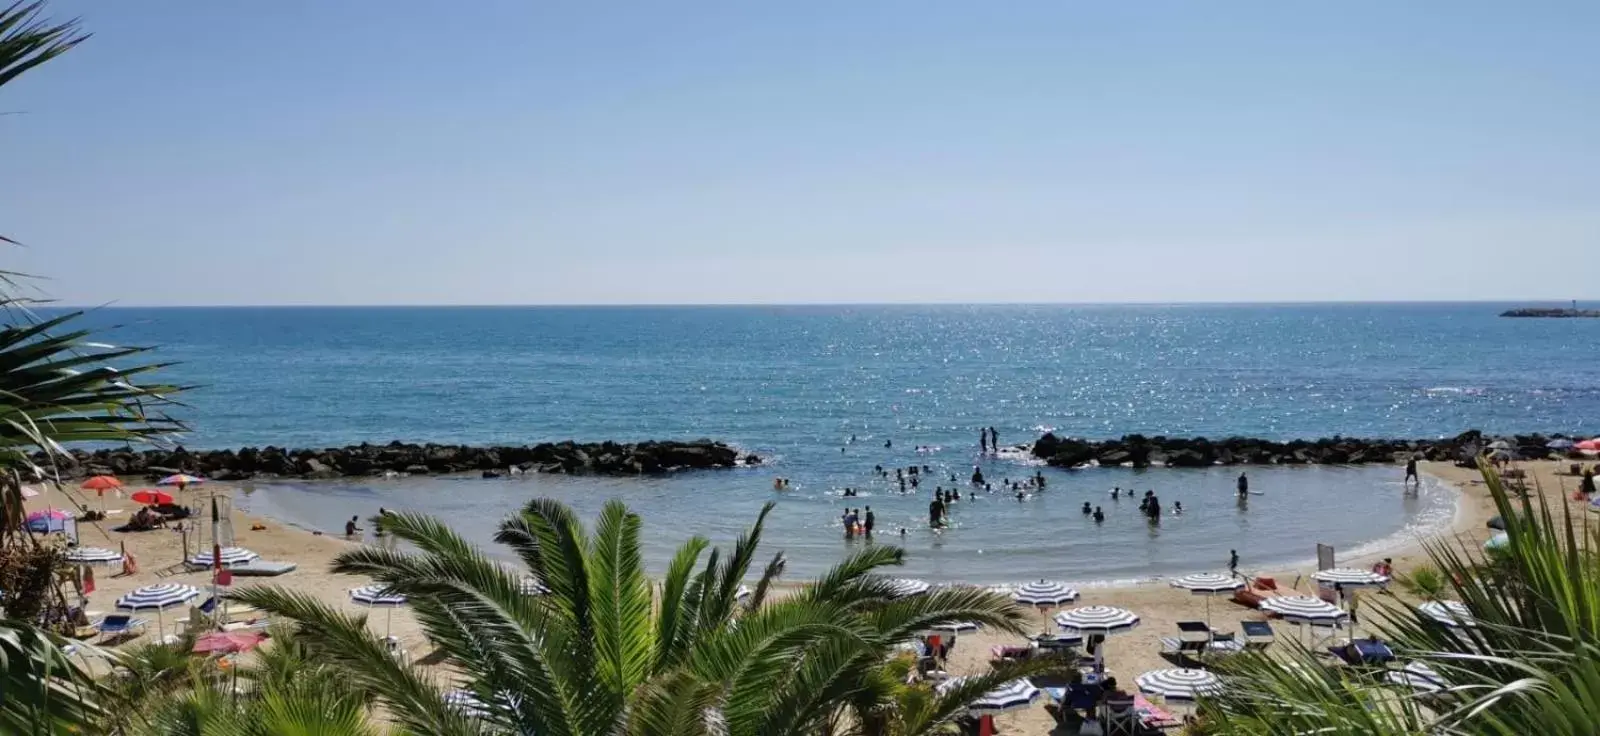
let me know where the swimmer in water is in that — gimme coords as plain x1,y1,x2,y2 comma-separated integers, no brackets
1081,501,1092,514
1173,501,1183,514
1111,486,1120,499
1093,506,1105,523
1016,490,1026,501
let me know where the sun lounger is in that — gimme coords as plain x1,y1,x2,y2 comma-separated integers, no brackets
230,560,298,576
96,615,148,642
1241,620,1275,650
1328,638,1395,666
990,644,1036,662
1176,620,1211,642
1160,636,1244,664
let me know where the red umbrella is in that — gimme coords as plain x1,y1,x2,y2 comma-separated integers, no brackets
192,630,266,655
1578,439,1600,452
130,490,174,505
81,476,122,492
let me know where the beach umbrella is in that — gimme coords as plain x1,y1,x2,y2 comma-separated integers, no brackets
186,547,259,568
1312,568,1390,589
1485,532,1510,550
1013,580,1079,608
1260,596,1348,642
81,476,122,492
938,677,1040,714
1170,572,1245,629
349,584,407,638
1487,440,1512,451
157,474,205,487
735,584,752,601
130,490,174,506
1579,439,1600,452
1053,605,1141,635
25,509,69,534
884,578,931,599
928,620,982,636
520,578,548,596
117,583,201,638
1487,515,1506,530
65,547,123,566
1388,662,1447,693
1418,600,1476,628
1136,668,1223,701
1548,438,1575,450
192,630,266,655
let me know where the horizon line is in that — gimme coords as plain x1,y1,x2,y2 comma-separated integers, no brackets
40,298,1594,310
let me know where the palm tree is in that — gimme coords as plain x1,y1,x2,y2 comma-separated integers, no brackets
0,3,189,734
233,499,1055,735
1196,463,1600,735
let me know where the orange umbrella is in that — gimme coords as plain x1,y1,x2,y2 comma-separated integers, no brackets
130,489,174,505
81,476,122,492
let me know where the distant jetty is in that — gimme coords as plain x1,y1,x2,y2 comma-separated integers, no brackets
1500,307,1600,318
1031,430,1583,469
41,439,760,481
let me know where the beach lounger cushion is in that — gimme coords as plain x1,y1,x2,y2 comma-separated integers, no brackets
229,560,298,576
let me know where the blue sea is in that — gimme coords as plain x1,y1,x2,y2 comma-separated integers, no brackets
59,303,1600,583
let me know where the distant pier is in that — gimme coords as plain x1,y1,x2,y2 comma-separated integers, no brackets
1500,307,1600,318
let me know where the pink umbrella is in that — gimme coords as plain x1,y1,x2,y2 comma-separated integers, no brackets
1577,439,1600,452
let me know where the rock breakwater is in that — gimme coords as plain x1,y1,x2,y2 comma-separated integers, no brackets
43,439,758,481
1031,430,1580,468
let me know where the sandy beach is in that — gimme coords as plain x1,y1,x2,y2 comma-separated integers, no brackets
26,459,1593,734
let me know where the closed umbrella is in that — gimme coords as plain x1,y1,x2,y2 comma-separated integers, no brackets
1136,668,1223,701
349,585,407,638
1013,580,1079,608
1312,568,1390,589
117,583,201,638
1170,572,1244,629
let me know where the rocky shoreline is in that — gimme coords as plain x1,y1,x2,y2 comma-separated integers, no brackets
43,439,760,481
1031,430,1582,468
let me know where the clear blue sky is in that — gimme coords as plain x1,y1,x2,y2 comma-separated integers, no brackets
3,1,1596,306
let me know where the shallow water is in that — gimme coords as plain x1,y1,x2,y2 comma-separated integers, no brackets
238,463,1455,584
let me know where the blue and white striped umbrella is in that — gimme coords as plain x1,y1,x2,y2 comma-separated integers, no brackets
885,578,931,598
350,585,406,638
1013,580,1079,607
1313,568,1390,588
938,677,1040,715
186,547,260,568
1388,661,1447,692
349,585,407,607
1053,605,1140,635
65,547,123,566
928,620,982,635
1170,572,1244,595
1418,600,1476,628
116,584,201,612
1136,668,1223,701
1485,532,1511,549
519,578,548,596
1259,596,1348,626
736,584,752,601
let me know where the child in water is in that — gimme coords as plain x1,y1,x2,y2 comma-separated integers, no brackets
1081,501,1092,515
1093,506,1105,523
1173,501,1183,514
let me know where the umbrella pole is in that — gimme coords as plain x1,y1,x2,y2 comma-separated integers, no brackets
386,606,393,639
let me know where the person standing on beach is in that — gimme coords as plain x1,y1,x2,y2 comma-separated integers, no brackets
1237,472,1249,498
864,506,875,536
1404,457,1419,487
1229,549,1240,578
